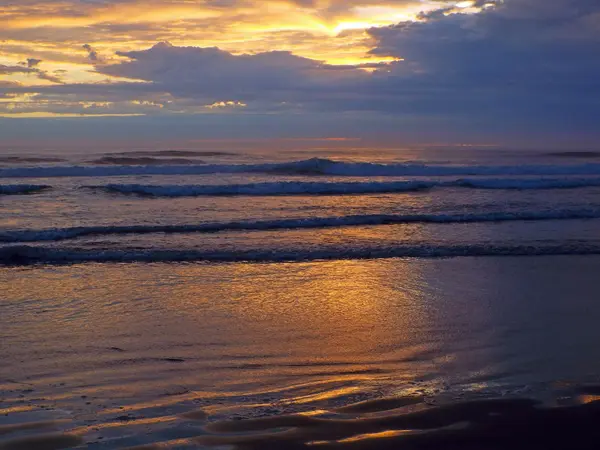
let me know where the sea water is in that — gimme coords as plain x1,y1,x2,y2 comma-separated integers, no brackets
2,144,600,448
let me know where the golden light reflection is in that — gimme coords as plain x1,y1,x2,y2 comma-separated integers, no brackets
0,405,37,415
337,429,412,443
160,255,434,377
578,394,600,404
0,258,440,436
1,253,435,390
307,430,416,446
278,386,364,406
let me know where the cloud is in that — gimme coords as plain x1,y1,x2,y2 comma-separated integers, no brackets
0,63,63,83
93,41,370,107
83,43,100,61
0,80,22,88
2,0,600,141
83,0,599,125
0,64,33,75
0,41,380,117
360,0,600,126
0,0,449,68
23,58,42,68
205,100,247,109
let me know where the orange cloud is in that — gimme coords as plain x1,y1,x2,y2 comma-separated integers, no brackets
0,0,477,116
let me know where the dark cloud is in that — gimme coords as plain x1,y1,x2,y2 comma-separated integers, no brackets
0,63,62,83
3,0,599,140
83,43,100,61
362,0,600,127
0,65,35,75
84,0,600,131
95,41,368,105
19,58,42,68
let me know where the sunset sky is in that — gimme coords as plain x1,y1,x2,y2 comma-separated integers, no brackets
1,0,599,143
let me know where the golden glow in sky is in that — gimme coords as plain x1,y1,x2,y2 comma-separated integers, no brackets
0,0,595,142
0,0,485,117
0,1,466,84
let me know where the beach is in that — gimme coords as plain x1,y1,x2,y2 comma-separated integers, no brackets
3,146,600,448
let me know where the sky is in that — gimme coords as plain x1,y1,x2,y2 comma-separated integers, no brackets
0,0,599,144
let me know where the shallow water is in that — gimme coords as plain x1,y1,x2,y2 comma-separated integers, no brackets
3,144,600,448
3,256,600,448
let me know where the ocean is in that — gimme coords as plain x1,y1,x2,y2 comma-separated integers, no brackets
2,143,600,449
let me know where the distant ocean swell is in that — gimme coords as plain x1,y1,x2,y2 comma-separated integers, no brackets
91,177,600,196
7,158,600,178
0,184,50,195
4,243,600,264
2,209,600,243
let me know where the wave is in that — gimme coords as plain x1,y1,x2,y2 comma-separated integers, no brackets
112,150,236,157
265,159,600,177
2,209,600,243
0,184,50,195
3,243,600,265
456,177,600,190
89,177,600,197
7,158,600,178
90,181,435,197
545,151,600,158
89,156,200,165
2,177,600,199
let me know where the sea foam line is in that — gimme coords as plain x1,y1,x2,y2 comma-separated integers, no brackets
2,209,600,243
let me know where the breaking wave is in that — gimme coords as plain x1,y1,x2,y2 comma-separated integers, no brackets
3,243,600,265
6,158,600,178
2,209,600,243
0,184,50,195
4,178,600,198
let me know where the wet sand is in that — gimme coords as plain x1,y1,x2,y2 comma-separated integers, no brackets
3,392,600,449
3,256,600,448
194,393,600,450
